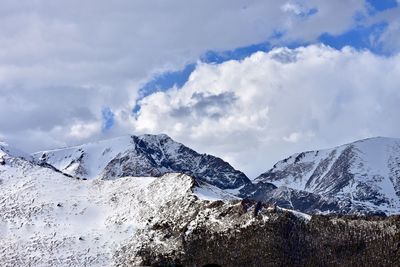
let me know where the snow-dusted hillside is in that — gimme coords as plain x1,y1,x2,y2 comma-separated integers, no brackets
1,147,319,266
2,138,400,265
32,134,251,190
255,137,400,214
0,148,240,266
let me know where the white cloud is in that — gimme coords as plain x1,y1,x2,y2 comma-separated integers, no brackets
0,0,367,152
281,1,313,16
68,121,102,140
283,131,315,143
133,45,400,177
4,1,400,178
281,2,304,15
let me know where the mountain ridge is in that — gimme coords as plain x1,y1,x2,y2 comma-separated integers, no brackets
32,134,252,190
2,134,400,265
3,153,398,266
255,136,400,215
4,134,400,215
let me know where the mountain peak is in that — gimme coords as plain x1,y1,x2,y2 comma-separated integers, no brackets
137,133,172,141
32,134,251,190
255,136,400,215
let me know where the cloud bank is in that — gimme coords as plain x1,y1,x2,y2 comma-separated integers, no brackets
0,0,368,151
132,45,400,177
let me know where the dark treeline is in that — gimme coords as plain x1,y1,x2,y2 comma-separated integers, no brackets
136,209,400,266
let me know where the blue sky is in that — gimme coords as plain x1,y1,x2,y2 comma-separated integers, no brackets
366,0,398,11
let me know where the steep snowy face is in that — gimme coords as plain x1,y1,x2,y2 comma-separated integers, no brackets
255,137,400,214
32,134,251,189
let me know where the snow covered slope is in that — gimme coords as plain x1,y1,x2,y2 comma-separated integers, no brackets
2,141,400,266
255,137,400,214
32,134,251,190
0,148,239,266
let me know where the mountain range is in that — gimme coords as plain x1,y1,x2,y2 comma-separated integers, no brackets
1,134,400,265
30,134,400,215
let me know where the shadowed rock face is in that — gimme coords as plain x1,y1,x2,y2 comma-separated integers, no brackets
101,135,251,190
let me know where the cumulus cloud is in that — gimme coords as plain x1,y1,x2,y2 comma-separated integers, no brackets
0,0,368,152
3,1,400,178
133,45,400,177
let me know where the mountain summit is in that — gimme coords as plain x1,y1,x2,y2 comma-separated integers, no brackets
33,134,251,190
255,137,400,214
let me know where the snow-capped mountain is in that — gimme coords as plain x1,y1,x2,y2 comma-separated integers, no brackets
3,149,398,266
31,135,400,215
0,148,300,266
255,137,400,215
2,138,400,265
32,134,251,190
0,147,231,265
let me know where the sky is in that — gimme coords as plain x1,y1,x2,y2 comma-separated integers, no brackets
1,0,400,177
